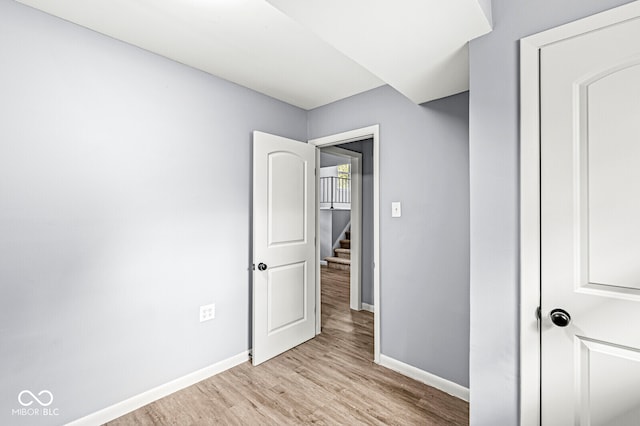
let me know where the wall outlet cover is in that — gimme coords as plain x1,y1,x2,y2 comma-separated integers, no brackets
199,303,215,322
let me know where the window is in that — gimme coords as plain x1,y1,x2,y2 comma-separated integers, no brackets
337,163,350,189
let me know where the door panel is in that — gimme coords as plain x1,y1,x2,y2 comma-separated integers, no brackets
268,151,307,246
586,62,640,290
578,338,640,426
252,131,316,366
541,16,640,425
267,262,307,333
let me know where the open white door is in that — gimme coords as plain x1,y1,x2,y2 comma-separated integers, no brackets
540,12,640,425
252,131,316,366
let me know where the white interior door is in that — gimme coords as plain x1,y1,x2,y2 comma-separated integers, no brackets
541,15,640,425
252,131,316,366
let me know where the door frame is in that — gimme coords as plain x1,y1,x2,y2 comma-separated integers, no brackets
318,145,363,312
519,2,640,424
310,124,381,364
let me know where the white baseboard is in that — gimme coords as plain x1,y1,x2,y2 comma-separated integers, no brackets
362,303,375,313
68,350,250,425
379,354,469,402
319,260,328,266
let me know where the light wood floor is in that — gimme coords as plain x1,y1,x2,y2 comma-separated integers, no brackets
107,267,468,425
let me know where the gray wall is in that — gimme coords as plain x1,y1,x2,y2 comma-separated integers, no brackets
320,152,347,167
468,0,635,424
308,87,470,388
331,210,351,248
339,139,375,306
318,209,350,262
0,1,306,424
319,210,333,260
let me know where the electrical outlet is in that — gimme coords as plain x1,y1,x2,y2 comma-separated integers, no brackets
199,303,215,322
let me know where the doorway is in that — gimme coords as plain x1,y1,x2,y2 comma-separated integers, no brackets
319,146,362,312
310,125,381,363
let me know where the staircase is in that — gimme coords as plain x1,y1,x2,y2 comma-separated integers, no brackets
325,229,351,271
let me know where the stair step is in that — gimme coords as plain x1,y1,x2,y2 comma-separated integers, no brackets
339,239,350,249
334,248,351,259
325,256,351,271
325,256,350,265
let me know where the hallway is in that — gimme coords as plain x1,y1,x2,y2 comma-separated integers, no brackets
107,267,468,425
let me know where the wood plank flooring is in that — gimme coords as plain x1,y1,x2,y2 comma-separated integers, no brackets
107,267,468,425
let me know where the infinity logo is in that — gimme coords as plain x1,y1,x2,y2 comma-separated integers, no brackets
18,390,53,407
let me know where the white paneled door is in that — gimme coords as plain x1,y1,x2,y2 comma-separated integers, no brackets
540,15,640,425
252,131,316,366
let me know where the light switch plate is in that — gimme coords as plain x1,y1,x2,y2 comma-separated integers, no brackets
392,202,401,218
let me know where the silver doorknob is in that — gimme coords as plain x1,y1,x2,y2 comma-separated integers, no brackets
257,263,268,271
550,308,571,327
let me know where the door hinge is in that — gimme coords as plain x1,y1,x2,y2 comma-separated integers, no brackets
536,306,541,320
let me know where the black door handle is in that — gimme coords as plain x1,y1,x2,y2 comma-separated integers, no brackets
550,308,571,327
257,263,268,271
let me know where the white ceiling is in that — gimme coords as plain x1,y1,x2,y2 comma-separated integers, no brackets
15,0,492,110
267,0,492,104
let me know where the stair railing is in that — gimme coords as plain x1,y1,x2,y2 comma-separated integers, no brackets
320,176,351,209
